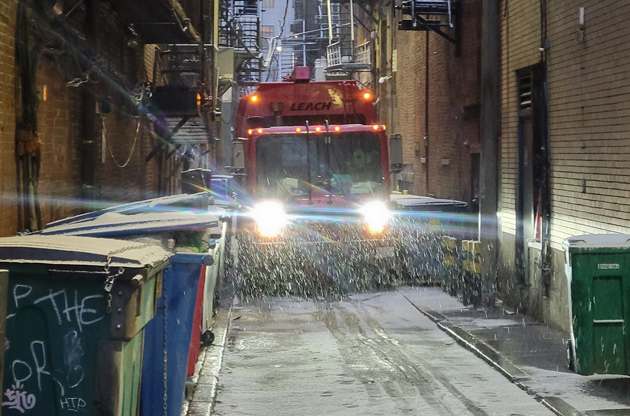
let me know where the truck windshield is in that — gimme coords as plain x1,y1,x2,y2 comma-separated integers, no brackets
255,132,383,200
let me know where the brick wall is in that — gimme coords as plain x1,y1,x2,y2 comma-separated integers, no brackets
392,0,482,202
500,0,630,254
499,0,630,330
547,1,630,246
35,61,83,225
94,2,159,204
0,1,18,236
393,30,426,193
0,2,161,236
499,0,541,236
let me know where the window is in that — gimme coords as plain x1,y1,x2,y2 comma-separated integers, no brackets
255,132,383,200
262,0,274,8
261,25,275,40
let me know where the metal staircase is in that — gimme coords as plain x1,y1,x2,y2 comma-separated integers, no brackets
148,44,215,193
396,0,459,46
321,1,371,76
219,0,262,97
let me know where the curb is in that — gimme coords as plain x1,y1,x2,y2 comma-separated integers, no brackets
400,293,585,416
183,306,232,416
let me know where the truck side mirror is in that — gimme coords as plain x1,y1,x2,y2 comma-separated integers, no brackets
233,139,246,171
389,134,403,174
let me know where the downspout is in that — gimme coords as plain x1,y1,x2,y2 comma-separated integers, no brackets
81,0,98,208
424,31,430,194
479,0,501,306
539,0,552,295
350,0,355,58
327,0,333,44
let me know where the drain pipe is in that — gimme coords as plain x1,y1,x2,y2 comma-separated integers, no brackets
424,31,430,195
479,0,501,306
81,0,97,209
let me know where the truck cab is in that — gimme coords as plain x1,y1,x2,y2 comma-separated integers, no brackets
233,67,401,237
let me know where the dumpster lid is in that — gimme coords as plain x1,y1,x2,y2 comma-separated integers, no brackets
44,192,211,229
562,233,630,250
0,235,170,269
39,211,220,237
390,194,468,209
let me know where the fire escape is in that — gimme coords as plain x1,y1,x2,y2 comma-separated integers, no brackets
219,0,262,97
320,1,371,77
396,0,460,51
110,0,218,195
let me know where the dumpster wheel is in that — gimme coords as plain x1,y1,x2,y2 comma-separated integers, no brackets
201,330,215,346
566,339,575,371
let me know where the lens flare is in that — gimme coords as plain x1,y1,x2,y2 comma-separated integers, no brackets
251,200,288,237
360,200,390,234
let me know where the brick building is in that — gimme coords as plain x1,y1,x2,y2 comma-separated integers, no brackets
498,0,630,331
0,0,217,237
389,0,482,205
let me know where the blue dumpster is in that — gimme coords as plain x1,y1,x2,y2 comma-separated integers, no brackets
140,253,212,416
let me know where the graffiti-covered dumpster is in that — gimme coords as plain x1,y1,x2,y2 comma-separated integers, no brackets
36,192,228,415
0,235,169,416
0,269,8,406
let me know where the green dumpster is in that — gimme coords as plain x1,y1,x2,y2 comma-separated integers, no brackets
0,236,170,416
563,234,630,375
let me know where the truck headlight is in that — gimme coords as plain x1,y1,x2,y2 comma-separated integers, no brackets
360,200,390,234
251,201,288,237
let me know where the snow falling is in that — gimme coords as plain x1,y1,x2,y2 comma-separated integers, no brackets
229,210,477,301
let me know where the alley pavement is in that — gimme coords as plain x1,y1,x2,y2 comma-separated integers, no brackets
184,286,630,416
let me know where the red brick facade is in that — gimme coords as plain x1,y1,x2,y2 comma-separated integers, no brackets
391,0,482,204
0,1,19,236
0,2,161,236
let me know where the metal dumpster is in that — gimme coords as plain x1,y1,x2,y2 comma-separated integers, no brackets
36,193,228,414
0,269,8,406
389,195,471,283
0,235,169,416
563,234,630,375
141,253,212,416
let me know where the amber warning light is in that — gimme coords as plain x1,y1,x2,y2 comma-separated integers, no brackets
363,92,372,100
250,95,259,103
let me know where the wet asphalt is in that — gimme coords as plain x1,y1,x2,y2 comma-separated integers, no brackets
183,287,630,416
